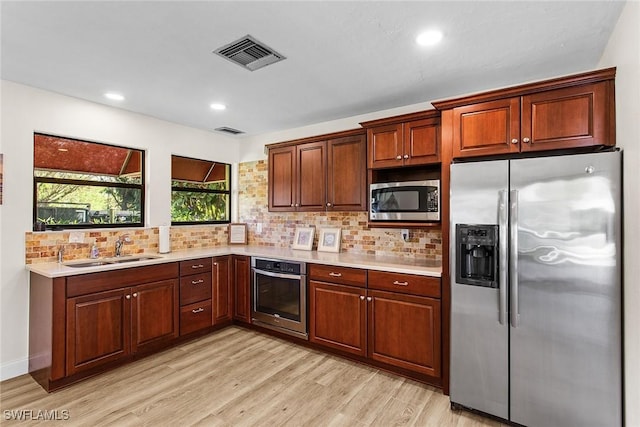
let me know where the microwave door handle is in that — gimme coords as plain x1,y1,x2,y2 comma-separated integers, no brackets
498,189,508,325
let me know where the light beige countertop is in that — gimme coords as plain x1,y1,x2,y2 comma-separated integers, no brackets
26,245,442,279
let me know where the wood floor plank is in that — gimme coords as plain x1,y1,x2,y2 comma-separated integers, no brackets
0,327,504,426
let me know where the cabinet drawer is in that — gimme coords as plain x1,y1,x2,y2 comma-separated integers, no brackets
179,258,212,275
180,300,212,336
179,273,212,306
309,264,367,287
368,270,440,298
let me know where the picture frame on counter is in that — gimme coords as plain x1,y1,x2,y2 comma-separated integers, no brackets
228,223,248,244
317,227,341,253
292,226,315,251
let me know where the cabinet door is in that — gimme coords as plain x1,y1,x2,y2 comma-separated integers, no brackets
309,281,366,356
368,290,441,377
269,145,296,211
521,82,613,152
367,124,404,168
296,141,327,211
327,134,367,211
66,288,130,375
131,279,178,353
403,118,440,165
452,98,520,158
232,255,251,323
212,255,232,325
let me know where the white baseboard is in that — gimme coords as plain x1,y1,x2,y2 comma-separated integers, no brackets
0,358,28,381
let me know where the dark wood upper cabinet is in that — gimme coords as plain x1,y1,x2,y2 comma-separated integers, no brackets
297,141,327,211
362,110,441,169
434,67,616,159
267,129,367,212
327,134,367,211
268,146,296,211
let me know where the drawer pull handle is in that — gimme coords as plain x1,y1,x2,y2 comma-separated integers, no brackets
192,308,204,314
191,279,204,285
393,280,409,286
191,264,204,269
329,272,342,277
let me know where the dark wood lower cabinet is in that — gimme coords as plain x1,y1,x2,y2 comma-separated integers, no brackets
232,255,251,323
309,281,366,356
367,289,441,378
66,278,178,376
66,288,130,375
132,279,179,352
212,256,232,325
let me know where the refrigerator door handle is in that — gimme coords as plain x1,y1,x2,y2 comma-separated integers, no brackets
498,189,508,325
510,189,520,328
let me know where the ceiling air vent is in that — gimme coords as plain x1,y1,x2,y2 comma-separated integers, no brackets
215,127,245,135
214,35,285,71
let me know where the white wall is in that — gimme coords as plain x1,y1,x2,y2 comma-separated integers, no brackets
0,81,239,380
598,2,640,425
239,101,434,162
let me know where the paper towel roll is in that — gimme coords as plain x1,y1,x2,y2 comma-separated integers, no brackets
159,226,171,253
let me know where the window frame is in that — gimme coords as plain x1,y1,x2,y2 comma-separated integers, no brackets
33,133,145,231
170,155,231,226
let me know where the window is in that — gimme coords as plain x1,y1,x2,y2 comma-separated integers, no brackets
171,155,231,224
33,133,144,230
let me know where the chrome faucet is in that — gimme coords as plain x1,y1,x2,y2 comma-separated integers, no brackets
57,245,65,263
115,234,129,257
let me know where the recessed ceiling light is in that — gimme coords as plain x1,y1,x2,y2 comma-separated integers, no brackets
416,30,443,47
104,92,125,101
210,103,227,111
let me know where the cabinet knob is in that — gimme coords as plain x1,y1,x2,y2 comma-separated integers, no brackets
511,138,519,144
523,137,530,143
295,203,299,207
291,204,294,207
326,202,332,207
366,296,372,302
125,294,131,300
403,154,409,159
396,155,402,160
132,292,138,298
360,295,365,300
213,262,217,266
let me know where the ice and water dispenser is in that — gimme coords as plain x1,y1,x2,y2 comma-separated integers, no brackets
455,224,499,288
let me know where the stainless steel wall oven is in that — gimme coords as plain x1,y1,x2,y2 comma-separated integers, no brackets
251,257,307,339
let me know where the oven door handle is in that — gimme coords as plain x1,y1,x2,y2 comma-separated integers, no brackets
253,268,303,281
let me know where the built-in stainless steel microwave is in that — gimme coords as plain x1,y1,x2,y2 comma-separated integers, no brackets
369,180,440,221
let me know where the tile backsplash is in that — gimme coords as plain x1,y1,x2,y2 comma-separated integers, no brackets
25,159,442,264
25,225,228,264
238,160,442,261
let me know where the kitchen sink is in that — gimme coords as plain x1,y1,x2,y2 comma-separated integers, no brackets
64,255,163,268
109,256,162,263
65,261,114,268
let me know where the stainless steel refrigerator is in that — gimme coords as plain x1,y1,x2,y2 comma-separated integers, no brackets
449,151,622,426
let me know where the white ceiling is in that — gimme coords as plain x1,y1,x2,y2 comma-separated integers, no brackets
0,1,626,137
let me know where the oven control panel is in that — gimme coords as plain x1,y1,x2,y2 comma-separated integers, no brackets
253,258,305,275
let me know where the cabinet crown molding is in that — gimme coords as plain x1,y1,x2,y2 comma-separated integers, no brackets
359,109,440,128
432,67,616,111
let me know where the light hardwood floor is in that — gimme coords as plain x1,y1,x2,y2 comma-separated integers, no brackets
0,327,503,426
